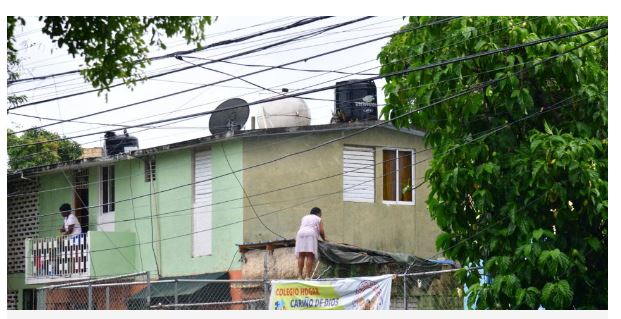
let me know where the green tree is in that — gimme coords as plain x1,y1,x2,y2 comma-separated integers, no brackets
7,128,83,171
7,16,214,95
379,17,607,309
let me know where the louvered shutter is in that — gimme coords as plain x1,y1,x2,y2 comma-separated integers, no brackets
343,146,375,202
193,149,212,256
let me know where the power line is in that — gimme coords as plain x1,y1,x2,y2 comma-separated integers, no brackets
8,16,389,97
8,24,607,149
6,17,440,138
10,62,585,224
7,16,334,86
27,153,425,234
6,17,371,111
6,16,448,122
5,16,580,137
8,29,604,200
8,31,604,177
220,144,286,239
179,55,378,76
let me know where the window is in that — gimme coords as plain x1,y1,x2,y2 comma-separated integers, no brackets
102,166,115,213
145,157,156,182
343,146,375,202
383,149,415,204
192,149,212,257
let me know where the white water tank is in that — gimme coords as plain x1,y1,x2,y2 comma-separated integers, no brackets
255,97,311,129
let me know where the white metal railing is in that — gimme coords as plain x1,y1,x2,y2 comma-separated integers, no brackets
27,233,89,283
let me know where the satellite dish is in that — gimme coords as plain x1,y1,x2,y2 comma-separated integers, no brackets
208,98,250,136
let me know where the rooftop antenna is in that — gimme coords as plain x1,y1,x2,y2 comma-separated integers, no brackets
208,98,250,136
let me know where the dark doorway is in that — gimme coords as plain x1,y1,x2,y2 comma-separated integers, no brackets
23,289,37,310
73,169,90,233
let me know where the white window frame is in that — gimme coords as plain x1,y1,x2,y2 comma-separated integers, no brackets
343,146,375,203
382,148,416,206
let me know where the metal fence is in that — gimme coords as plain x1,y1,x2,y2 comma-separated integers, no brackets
36,268,474,310
392,268,471,310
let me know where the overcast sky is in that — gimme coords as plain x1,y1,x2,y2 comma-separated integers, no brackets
7,16,407,149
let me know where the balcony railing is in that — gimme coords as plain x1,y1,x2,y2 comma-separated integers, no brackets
26,233,90,284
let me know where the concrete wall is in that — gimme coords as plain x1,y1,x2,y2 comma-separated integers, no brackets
89,231,137,278
242,127,440,258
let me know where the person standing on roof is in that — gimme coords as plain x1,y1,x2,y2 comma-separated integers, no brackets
294,207,327,280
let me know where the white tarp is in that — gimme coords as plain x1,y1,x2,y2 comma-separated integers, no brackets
269,274,393,310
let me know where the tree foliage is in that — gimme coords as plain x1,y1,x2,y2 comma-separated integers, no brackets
379,17,607,309
7,128,82,171
7,16,214,94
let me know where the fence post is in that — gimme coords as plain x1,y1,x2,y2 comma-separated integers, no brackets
106,286,110,310
146,271,151,310
88,283,93,310
263,252,269,310
174,279,178,310
403,276,408,310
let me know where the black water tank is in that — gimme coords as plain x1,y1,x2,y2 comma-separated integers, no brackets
104,130,139,156
334,80,378,122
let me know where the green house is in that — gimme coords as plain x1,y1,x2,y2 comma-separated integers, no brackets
7,122,442,309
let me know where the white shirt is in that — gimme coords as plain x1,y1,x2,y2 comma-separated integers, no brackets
64,214,82,235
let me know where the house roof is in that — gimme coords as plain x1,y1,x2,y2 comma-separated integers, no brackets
9,121,425,178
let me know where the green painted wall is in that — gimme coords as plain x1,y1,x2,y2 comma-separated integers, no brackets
242,127,441,258
38,173,73,238
89,231,137,277
157,141,244,277
113,158,161,275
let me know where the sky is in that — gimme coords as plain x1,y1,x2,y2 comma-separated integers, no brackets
7,16,407,149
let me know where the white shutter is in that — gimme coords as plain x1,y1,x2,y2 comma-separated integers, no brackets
343,146,375,202
193,149,212,257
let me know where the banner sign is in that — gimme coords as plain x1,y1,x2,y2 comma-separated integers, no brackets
269,274,392,310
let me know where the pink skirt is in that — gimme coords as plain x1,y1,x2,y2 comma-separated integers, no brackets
295,227,318,258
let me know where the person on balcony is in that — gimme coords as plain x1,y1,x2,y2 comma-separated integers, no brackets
294,207,327,280
59,203,82,236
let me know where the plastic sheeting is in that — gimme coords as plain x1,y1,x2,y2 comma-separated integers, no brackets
318,241,453,268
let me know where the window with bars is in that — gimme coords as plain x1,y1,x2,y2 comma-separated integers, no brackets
382,149,415,204
73,169,89,190
145,158,156,182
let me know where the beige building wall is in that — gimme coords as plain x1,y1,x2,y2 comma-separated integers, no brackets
241,127,441,258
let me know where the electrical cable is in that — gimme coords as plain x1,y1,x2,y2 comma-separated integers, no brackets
8,33,603,183
220,144,286,239
9,32,604,214
7,16,450,138
6,17,371,111
8,25,607,149
6,16,446,119
23,92,584,257
12,83,584,227
7,16,334,86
